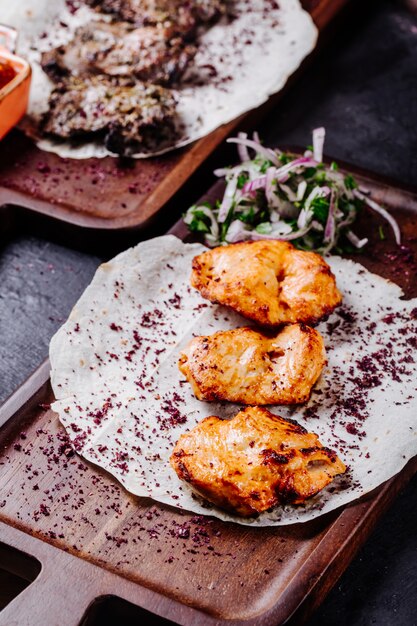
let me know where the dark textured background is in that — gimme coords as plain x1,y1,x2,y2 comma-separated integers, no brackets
0,0,416,623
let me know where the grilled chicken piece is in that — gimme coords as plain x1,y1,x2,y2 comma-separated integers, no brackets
191,241,342,327
41,76,177,156
171,406,346,517
41,22,196,86
84,0,226,37
179,324,326,405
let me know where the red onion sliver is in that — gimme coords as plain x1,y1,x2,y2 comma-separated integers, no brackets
237,132,250,163
274,156,319,182
265,167,280,206
248,222,314,242
242,176,267,194
324,190,336,242
213,167,231,177
313,127,325,162
218,176,238,223
354,189,401,245
227,137,280,165
346,230,368,249
225,220,251,243
278,182,298,202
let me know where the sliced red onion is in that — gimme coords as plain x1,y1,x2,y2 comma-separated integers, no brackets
242,157,320,195
312,220,324,232
354,189,401,245
253,130,282,153
274,156,318,182
337,212,356,230
270,221,293,236
237,132,250,163
218,176,238,223
313,127,325,163
270,210,280,223
346,230,369,249
214,162,262,178
225,220,251,243
227,137,280,166
278,182,298,202
297,208,313,229
248,222,314,242
324,190,336,242
304,185,330,212
225,218,314,244
265,166,280,206
242,175,267,194
213,163,244,177
297,180,307,201
214,167,232,177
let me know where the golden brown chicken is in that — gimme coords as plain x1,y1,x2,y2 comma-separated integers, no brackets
179,324,326,405
171,407,346,517
191,241,342,327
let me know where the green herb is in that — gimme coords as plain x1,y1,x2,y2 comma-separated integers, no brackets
314,170,327,183
256,222,272,234
238,206,256,224
304,167,317,179
278,154,293,165
311,196,330,223
344,174,358,190
237,172,249,189
187,209,211,233
259,159,274,173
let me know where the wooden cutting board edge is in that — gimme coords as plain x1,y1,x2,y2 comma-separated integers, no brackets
0,0,353,233
0,360,416,626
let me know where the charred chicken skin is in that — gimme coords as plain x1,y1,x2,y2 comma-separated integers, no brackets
179,324,326,405
171,406,346,517
191,240,342,327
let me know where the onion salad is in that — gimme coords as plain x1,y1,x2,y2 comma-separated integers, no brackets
183,128,401,254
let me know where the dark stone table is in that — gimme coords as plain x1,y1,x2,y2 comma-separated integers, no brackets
1,0,416,623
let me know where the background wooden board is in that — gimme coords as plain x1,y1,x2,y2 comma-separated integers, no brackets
0,0,351,232
0,166,416,625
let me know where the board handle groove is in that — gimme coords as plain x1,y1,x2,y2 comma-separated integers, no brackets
0,567,98,626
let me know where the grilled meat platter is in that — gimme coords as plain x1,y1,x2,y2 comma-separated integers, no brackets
39,0,226,155
9,0,317,158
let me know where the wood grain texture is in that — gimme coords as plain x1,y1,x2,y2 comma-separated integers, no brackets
1,367,417,626
0,166,416,625
0,0,351,232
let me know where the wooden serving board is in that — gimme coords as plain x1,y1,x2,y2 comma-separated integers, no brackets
0,166,416,626
0,0,351,234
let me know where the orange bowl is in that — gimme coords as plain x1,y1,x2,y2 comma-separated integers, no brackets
0,46,31,141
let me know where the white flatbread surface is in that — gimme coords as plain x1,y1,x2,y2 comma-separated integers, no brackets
49,235,417,526
3,0,318,158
